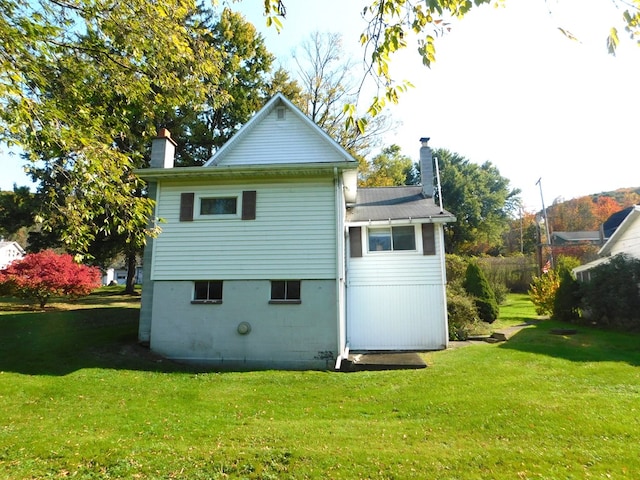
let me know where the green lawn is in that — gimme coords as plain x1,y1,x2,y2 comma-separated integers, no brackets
1,289,639,479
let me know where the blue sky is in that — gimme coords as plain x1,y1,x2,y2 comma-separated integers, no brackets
3,0,639,211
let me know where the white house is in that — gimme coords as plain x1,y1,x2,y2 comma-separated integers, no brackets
102,266,144,286
137,93,455,370
573,205,640,282
0,241,25,270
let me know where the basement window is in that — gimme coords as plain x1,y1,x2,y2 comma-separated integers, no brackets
368,226,416,252
269,280,301,304
192,280,223,304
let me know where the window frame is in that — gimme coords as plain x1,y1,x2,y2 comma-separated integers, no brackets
191,280,224,304
367,225,417,253
269,280,302,304
195,194,239,219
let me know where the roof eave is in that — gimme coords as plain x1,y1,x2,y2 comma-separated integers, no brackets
135,161,356,181
346,215,456,226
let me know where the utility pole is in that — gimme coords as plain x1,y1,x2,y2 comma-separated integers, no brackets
536,177,553,271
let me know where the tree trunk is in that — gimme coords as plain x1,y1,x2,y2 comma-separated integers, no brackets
124,250,137,295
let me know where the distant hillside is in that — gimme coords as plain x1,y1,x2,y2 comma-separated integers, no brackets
587,187,640,206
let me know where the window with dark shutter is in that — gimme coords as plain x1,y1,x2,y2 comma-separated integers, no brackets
349,227,362,257
242,190,257,220
367,226,416,252
180,192,195,221
422,223,436,255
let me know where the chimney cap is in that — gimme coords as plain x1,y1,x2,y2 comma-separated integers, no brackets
419,137,430,145
156,128,171,139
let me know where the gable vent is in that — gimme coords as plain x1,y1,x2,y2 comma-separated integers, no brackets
276,107,285,120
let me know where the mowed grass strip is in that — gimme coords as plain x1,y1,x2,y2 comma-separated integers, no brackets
1,289,639,479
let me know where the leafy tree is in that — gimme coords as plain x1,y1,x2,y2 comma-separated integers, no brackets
360,145,414,187
462,262,499,323
528,269,559,316
263,67,304,104
0,0,226,292
615,189,640,207
593,196,622,224
0,250,101,308
173,8,277,166
435,148,519,255
1,2,278,294
0,185,37,240
548,196,600,232
503,210,539,255
528,255,579,316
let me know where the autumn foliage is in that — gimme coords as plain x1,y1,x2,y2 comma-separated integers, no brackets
0,250,101,308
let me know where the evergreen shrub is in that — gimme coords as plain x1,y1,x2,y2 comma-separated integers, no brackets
462,262,499,323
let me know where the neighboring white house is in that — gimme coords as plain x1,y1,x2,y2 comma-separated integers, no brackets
0,241,25,270
102,267,144,286
136,93,455,370
573,205,640,282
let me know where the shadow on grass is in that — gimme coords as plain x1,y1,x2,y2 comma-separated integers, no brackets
0,306,198,376
497,319,640,366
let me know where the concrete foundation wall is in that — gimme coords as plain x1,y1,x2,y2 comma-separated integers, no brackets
150,279,338,370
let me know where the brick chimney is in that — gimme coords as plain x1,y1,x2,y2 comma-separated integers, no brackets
419,137,434,198
150,128,177,168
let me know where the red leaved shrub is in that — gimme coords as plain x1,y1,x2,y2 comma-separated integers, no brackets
0,250,101,308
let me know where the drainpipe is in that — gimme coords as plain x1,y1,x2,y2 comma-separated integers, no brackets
333,167,347,370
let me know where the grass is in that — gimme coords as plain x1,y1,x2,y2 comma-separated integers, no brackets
1,289,639,479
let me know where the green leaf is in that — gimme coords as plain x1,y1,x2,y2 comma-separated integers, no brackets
607,27,619,55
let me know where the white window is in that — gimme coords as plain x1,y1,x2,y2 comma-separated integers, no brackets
368,226,416,252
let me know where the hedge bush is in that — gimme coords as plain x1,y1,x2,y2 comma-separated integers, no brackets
553,268,582,322
580,254,640,329
447,286,482,340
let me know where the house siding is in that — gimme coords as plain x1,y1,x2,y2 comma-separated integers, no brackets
215,108,346,166
150,279,338,369
151,178,337,280
607,217,640,258
347,224,445,285
346,223,448,350
347,284,446,350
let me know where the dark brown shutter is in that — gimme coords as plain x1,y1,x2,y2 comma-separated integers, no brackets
422,223,436,255
242,190,257,220
179,192,194,221
349,226,362,258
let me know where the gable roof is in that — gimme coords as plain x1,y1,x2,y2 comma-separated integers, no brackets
346,186,455,224
602,206,634,238
204,93,357,168
599,205,640,256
